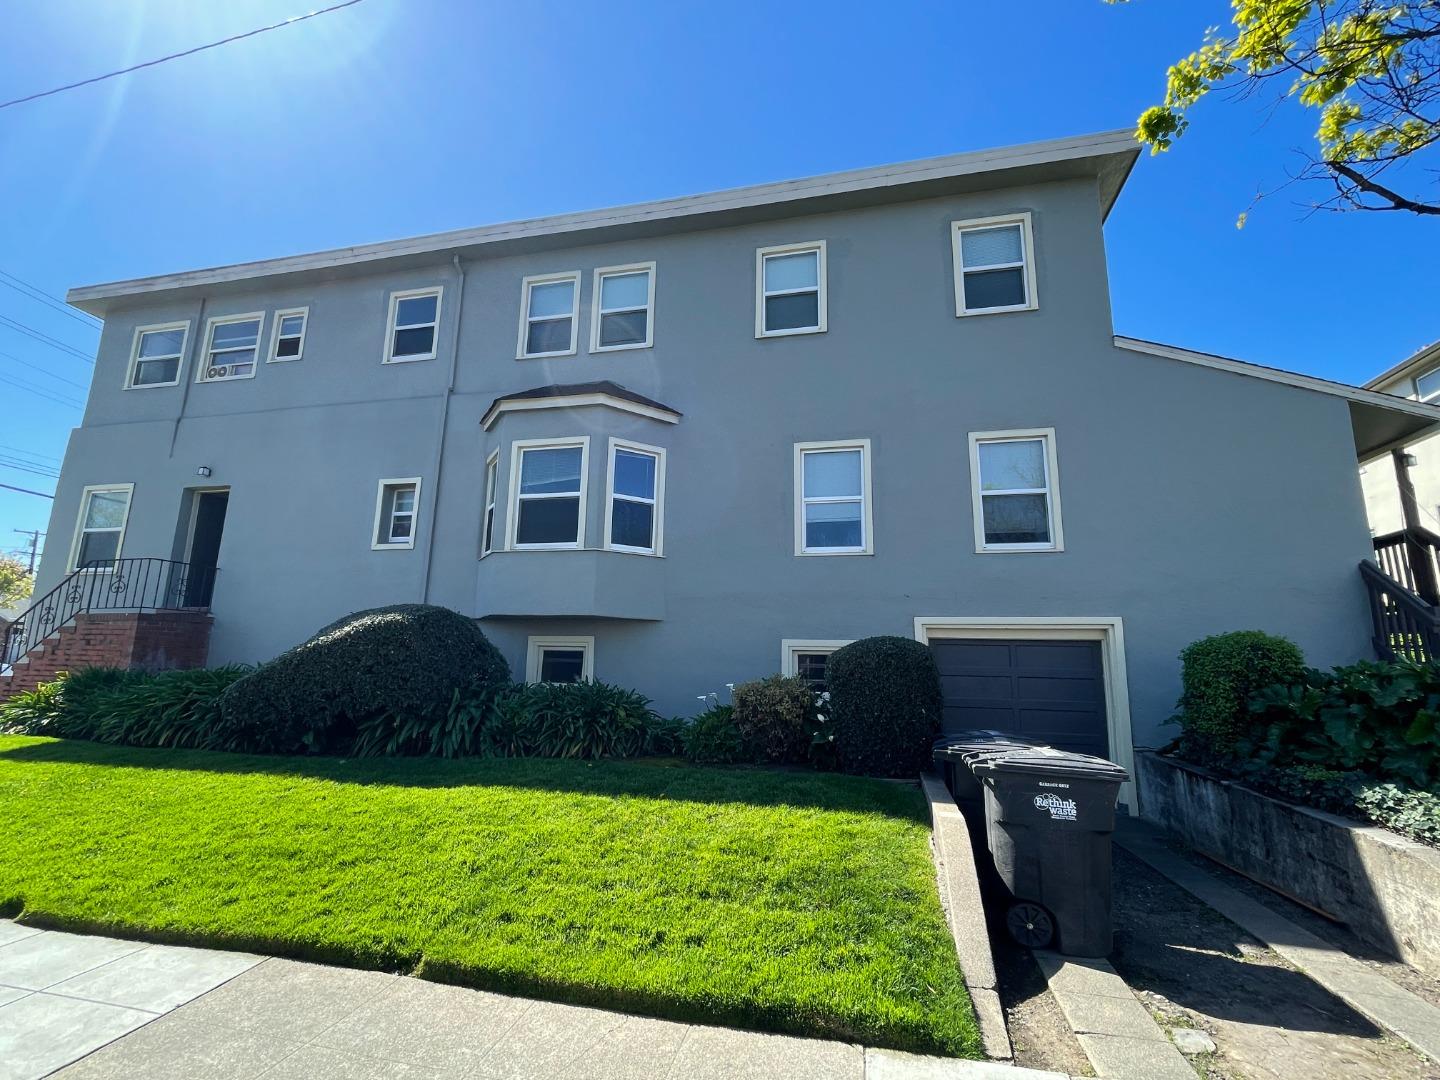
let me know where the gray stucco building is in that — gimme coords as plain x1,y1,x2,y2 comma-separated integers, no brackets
20,130,1440,789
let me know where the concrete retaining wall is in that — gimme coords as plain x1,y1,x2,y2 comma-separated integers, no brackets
1136,750,1440,978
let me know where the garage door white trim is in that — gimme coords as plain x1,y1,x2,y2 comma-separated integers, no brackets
914,615,1136,813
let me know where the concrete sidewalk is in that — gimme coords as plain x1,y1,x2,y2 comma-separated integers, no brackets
0,920,1070,1080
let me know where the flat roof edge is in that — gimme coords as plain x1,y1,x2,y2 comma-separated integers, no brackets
69,130,1138,313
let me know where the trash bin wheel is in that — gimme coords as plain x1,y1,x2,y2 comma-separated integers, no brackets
1006,901,1055,948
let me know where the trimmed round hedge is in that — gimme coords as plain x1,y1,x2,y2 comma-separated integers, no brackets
1176,630,1304,755
826,635,942,777
216,604,509,754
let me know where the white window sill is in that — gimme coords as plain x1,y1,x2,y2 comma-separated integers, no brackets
758,325,825,339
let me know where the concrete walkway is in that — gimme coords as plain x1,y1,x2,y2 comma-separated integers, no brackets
0,920,1073,1080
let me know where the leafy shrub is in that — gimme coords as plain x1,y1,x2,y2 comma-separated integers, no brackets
2,667,251,749
826,636,942,777
217,605,509,755
1354,783,1440,846
1244,659,1440,789
683,704,754,765
355,679,659,761
643,713,688,757
732,674,816,763
0,679,66,734
1175,631,1305,755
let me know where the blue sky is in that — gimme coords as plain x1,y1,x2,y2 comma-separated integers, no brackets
1,0,1436,557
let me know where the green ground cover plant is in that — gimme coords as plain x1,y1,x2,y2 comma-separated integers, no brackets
0,736,979,1056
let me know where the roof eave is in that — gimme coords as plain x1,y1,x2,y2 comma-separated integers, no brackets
1115,336,1440,459
68,130,1140,317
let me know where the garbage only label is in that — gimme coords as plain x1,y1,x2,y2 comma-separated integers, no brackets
1033,792,1078,821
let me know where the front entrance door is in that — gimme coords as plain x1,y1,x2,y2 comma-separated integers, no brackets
184,490,228,607
930,638,1109,757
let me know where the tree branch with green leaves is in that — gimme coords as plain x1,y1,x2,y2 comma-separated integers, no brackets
1114,0,1440,216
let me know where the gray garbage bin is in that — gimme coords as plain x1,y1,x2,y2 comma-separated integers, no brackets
931,731,1038,810
972,746,1128,957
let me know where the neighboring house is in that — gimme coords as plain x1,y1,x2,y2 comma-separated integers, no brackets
1361,340,1440,536
7,129,1439,796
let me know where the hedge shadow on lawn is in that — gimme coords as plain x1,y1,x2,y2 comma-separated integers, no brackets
0,739,929,822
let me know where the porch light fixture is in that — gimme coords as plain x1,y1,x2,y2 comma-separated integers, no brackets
1403,454,1420,468
196,466,212,478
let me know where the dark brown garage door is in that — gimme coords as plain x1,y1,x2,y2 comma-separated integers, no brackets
930,638,1108,757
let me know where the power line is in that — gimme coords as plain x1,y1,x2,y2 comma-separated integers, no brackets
0,372,83,410
0,0,367,111
0,459,60,480
0,482,54,500
0,348,89,390
0,314,94,362
0,444,60,464
0,273,100,331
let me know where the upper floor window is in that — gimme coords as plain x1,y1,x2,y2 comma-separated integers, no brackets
757,241,827,337
518,273,579,358
70,484,133,571
1416,367,1440,402
508,438,588,549
591,264,655,352
794,440,872,555
969,429,1063,552
125,323,188,389
269,308,308,362
482,451,499,556
372,478,421,549
952,214,1037,316
384,288,442,363
199,314,262,382
605,439,665,555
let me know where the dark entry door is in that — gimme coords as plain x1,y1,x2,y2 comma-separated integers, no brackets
184,491,228,607
930,638,1108,757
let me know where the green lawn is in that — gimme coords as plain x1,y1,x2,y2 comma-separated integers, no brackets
0,736,977,1056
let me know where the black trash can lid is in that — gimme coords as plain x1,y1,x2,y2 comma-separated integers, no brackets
932,730,1039,760
972,745,1129,782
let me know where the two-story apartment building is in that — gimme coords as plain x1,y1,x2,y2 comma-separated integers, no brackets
12,130,1440,787
1362,340,1440,535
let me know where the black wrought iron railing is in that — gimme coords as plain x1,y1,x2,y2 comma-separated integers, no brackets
1360,558,1440,664
2,558,215,669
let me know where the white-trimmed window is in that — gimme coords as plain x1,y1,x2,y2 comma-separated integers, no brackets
757,241,827,337
591,263,655,351
969,429,1063,552
781,639,853,687
526,635,594,683
384,288,442,363
269,308,308,362
794,440,872,555
1416,368,1440,402
518,273,579,358
199,314,263,382
481,451,499,556
605,439,665,555
125,323,188,388
952,214,1037,316
372,478,421,549
69,484,133,571
507,438,589,549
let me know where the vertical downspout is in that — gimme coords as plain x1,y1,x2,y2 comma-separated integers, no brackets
420,255,465,602
167,297,208,457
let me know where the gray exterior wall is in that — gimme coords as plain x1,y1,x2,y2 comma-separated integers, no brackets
38,175,1378,745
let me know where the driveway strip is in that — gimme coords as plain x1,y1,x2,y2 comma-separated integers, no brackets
1118,818,1440,1064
